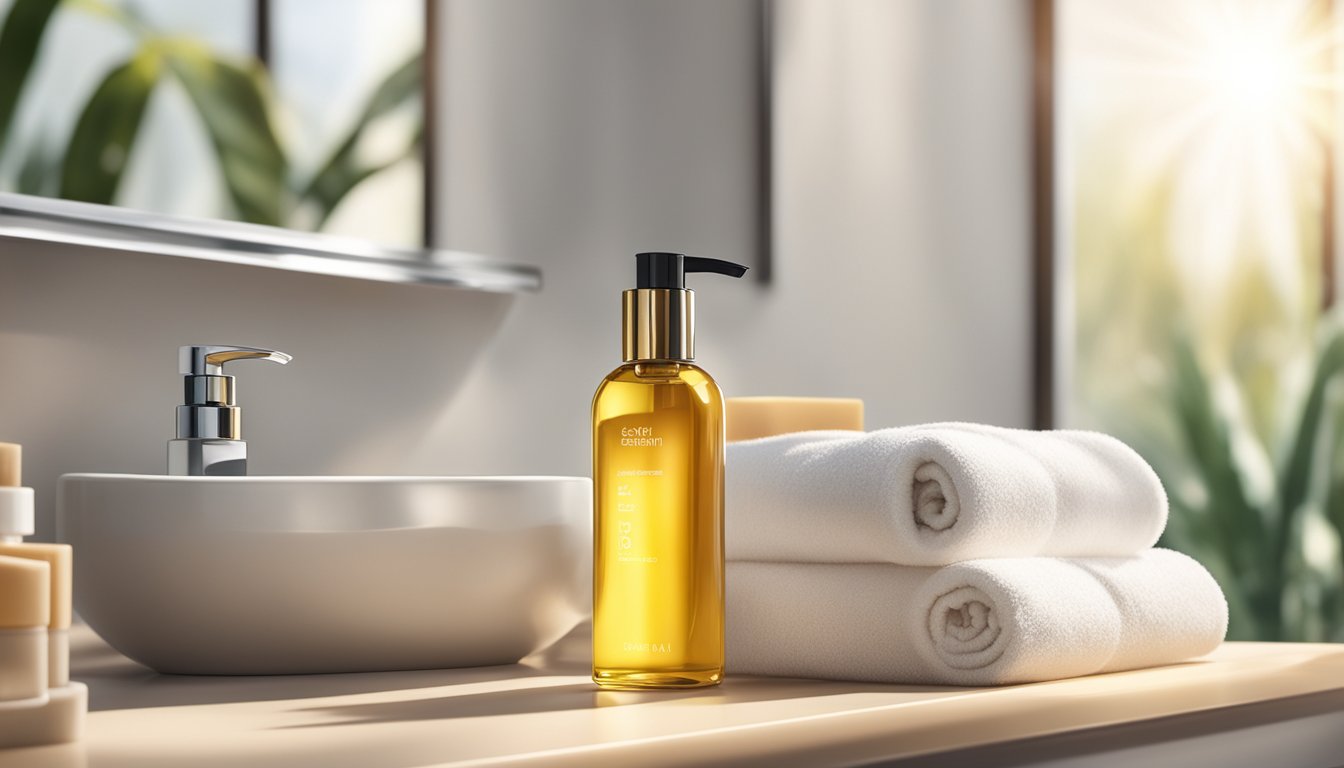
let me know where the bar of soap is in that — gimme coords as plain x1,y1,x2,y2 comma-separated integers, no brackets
726,397,864,442
0,628,45,702
0,544,73,687
0,554,49,629
0,681,87,748
0,442,19,488
0,555,50,703
0,544,72,630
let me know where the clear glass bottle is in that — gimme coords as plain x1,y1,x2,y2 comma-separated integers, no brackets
592,361,724,688
591,253,746,690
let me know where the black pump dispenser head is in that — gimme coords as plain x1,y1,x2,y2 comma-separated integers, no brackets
623,252,747,362
635,252,748,289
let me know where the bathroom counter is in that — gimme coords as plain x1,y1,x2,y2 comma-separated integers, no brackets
5,624,1344,767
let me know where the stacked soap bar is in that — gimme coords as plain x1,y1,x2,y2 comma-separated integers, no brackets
0,442,86,749
0,555,47,702
725,397,864,443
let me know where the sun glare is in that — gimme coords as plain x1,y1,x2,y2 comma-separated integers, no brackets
1067,0,1337,314
1194,17,1308,119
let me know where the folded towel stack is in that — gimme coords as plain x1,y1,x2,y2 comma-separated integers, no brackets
725,423,1228,686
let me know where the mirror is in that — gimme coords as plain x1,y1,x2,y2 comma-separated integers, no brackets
0,0,429,248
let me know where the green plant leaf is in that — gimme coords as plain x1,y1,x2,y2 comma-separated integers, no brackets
166,47,288,225
58,51,160,204
1166,335,1277,638
16,140,58,195
0,0,61,153
1328,400,1344,543
1282,326,1344,531
1275,322,1344,634
299,53,422,226
1317,331,1344,640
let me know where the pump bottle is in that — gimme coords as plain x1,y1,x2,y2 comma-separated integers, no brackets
591,252,747,689
168,345,291,476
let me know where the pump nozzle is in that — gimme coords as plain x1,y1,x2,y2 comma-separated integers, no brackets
624,252,747,362
636,252,748,289
169,344,292,476
181,345,292,377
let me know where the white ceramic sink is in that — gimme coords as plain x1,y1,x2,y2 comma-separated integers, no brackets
57,474,591,675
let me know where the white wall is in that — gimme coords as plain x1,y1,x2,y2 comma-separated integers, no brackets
0,0,1034,536
419,0,1034,477
0,242,514,540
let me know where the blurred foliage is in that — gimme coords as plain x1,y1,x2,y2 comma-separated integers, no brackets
0,0,59,151
0,0,422,230
300,54,423,228
1070,115,1343,641
1159,328,1344,641
60,50,160,204
164,45,289,225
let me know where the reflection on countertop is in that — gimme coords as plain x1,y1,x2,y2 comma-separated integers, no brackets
3,624,1344,768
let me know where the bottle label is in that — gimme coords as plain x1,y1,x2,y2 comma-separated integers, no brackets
619,426,664,447
611,441,670,565
595,411,694,665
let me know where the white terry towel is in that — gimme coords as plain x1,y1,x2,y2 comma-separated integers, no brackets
726,549,1227,686
726,423,1167,565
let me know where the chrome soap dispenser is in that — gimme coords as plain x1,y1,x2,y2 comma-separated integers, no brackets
168,345,291,476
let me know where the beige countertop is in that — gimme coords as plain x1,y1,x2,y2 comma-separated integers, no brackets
3,624,1344,768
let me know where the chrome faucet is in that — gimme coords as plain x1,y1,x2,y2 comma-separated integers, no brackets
168,345,292,476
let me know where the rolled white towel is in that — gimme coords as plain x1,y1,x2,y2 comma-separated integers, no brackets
726,549,1227,686
726,423,1167,565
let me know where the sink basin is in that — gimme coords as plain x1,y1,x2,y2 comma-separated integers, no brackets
57,474,591,675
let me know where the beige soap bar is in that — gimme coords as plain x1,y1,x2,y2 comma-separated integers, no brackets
0,442,19,488
0,543,72,630
0,681,87,748
726,397,864,442
0,554,49,629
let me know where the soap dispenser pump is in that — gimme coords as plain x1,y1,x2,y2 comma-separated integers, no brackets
591,252,747,690
168,345,292,476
